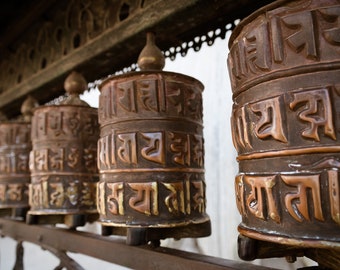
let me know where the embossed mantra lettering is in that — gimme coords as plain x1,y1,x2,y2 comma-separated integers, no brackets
236,170,340,224
232,86,337,152
98,131,204,169
97,179,206,217
29,179,96,208
228,5,340,89
99,76,202,123
30,146,97,172
0,184,24,202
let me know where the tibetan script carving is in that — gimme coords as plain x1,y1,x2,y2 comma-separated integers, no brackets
282,174,324,222
290,88,336,141
128,182,159,216
99,74,203,124
244,175,280,223
98,130,204,170
97,178,207,219
107,182,124,215
250,96,287,143
29,177,97,210
228,1,340,92
232,84,338,155
237,172,340,224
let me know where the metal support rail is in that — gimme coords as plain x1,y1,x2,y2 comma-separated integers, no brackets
0,218,277,270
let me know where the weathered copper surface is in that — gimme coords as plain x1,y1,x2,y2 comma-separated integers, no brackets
97,34,210,241
0,96,37,213
228,0,340,255
28,72,99,217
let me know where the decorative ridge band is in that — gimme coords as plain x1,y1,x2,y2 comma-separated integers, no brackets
237,146,340,161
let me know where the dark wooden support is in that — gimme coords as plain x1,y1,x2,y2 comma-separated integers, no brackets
0,218,277,270
13,241,24,270
0,0,274,118
238,235,340,270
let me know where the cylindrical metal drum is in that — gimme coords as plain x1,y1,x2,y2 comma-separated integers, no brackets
0,96,37,217
28,72,99,225
228,0,340,253
0,122,31,211
97,33,210,243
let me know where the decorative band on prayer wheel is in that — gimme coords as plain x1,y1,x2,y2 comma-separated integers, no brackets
97,33,210,238
228,0,340,249
28,72,99,216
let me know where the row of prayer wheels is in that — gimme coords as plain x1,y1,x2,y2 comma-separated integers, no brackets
0,32,211,245
0,0,339,267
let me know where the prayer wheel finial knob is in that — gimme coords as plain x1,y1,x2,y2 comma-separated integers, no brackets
137,32,165,71
21,95,38,122
63,71,89,106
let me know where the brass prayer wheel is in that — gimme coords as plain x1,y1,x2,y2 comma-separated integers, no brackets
27,72,99,227
97,33,211,244
227,0,340,261
0,96,37,217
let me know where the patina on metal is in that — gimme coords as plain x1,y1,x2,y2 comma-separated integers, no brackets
227,0,340,267
97,32,211,245
0,96,37,218
27,72,99,227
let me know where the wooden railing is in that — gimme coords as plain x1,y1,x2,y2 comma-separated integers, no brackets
0,218,277,270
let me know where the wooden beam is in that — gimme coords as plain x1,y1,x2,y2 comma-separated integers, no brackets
0,0,274,117
0,218,278,270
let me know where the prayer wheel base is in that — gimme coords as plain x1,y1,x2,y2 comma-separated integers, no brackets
101,220,211,246
26,212,99,228
238,234,340,270
0,207,29,220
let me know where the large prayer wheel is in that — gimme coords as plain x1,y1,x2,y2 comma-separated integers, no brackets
27,72,99,227
227,0,340,262
97,33,211,244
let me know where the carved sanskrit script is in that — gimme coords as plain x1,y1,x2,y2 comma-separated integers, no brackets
98,130,204,169
232,85,337,153
290,88,336,141
244,175,280,223
282,175,324,222
0,183,27,203
32,109,98,140
30,146,97,173
97,179,206,217
99,75,203,123
29,177,97,209
0,151,30,174
236,170,340,224
128,182,159,216
228,3,340,90
250,96,287,143
0,124,30,146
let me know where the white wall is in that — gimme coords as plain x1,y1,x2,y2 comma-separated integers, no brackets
0,35,316,269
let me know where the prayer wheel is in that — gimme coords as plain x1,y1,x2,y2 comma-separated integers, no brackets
27,72,99,227
227,0,340,264
97,33,211,245
0,96,37,218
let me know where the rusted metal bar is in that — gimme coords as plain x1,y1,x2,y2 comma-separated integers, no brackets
0,218,277,270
